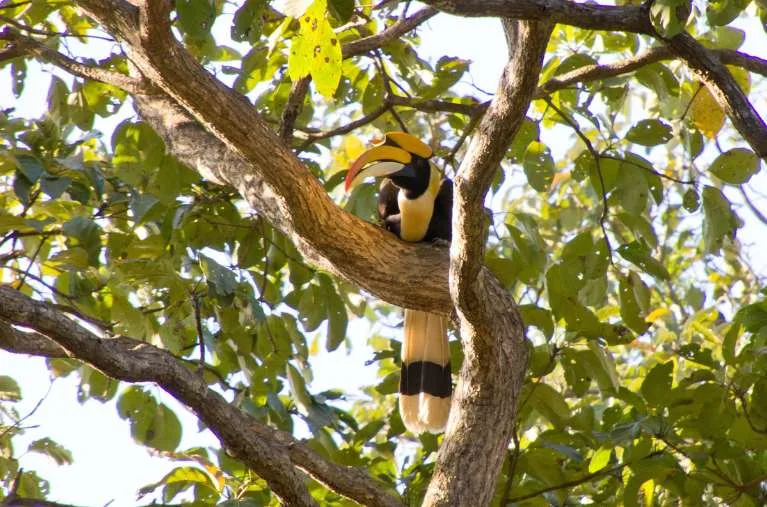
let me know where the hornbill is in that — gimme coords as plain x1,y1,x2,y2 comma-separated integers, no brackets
345,132,453,434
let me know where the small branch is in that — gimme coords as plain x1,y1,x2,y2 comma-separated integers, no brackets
506,450,664,502
341,7,438,59
0,380,53,439
544,97,615,266
192,292,205,372
0,13,116,41
297,102,390,151
535,46,671,99
738,186,767,226
599,153,695,185
279,76,311,143
0,28,147,93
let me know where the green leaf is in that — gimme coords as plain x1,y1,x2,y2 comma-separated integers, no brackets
518,304,554,339
40,175,72,199
617,241,670,281
702,185,741,254
287,363,313,412
734,301,767,333
62,216,102,266
707,0,749,26
523,141,555,192
589,447,612,473
176,0,215,38
11,60,26,97
318,274,348,352
117,387,182,452
682,188,700,212
625,119,673,146
200,253,237,298
15,154,44,183
112,121,165,185
650,0,691,37
28,438,73,466
616,162,649,216
0,375,21,401
424,56,470,99
287,0,342,97
328,0,354,23
641,361,674,406
232,0,267,43
529,383,570,428
584,343,620,394
508,118,539,163
619,272,651,334
708,148,759,184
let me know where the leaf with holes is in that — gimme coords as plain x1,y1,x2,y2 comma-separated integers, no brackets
287,0,342,97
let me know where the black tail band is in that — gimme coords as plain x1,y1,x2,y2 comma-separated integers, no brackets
400,361,452,398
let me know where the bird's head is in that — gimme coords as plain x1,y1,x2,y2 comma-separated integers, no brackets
344,132,433,197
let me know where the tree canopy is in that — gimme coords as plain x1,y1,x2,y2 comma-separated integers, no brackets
1,0,767,505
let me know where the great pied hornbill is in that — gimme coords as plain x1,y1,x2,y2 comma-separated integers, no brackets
345,132,453,434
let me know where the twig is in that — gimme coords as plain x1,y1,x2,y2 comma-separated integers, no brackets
0,381,53,439
0,14,115,41
544,97,614,266
506,451,664,502
296,102,389,152
599,153,695,185
192,292,205,373
738,186,767,226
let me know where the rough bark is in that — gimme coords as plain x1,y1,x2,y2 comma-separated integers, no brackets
0,286,403,507
422,19,552,506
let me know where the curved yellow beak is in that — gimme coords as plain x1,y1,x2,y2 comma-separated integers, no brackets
344,145,411,191
344,132,433,191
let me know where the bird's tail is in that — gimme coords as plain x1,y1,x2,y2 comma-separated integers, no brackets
399,309,451,433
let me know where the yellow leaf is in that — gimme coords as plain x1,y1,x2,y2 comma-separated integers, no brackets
641,478,655,507
645,307,669,323
287,0,342,97
690,85,725,139
333,135,365,168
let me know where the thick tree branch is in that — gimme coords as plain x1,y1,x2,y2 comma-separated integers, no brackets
423,19,553,507
0,323,67,357
420,0,652,34
665,32,767,158
0,286,404,507
71,0,453,314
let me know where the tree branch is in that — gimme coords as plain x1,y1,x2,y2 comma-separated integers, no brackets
665,32,767,158
72,0,453,315
0,27,147,93
423,18,553,507
419,0,653,34
0,286,404,507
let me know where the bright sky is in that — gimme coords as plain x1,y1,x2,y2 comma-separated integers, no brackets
0,11,505,506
